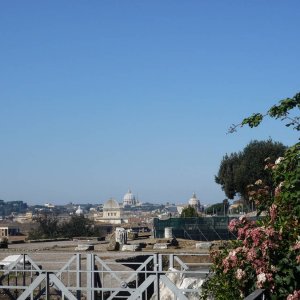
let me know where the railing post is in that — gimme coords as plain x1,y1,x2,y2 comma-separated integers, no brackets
158,254,163,272
76,253,81,299
153,253,160,300
45,272,50,300
22,254,26,287
86,253,95,300
169,254,174,269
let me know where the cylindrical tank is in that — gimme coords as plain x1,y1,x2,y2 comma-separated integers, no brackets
164,227,173,239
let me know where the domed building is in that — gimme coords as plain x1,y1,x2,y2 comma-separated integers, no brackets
94,198,127,224
123,190,137,207
188,192,201,212
75,206,83,216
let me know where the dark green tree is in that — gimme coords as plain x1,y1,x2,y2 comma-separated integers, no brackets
180,205,198,218
215,152,241,199
29,214,100,240
60,215,94,238
215,139,286,203
29,213,60,239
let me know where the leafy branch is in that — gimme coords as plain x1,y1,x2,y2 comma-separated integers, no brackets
229,92,300,133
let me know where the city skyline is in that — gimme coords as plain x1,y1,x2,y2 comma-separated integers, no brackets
1,1,299,205
0,189,203,207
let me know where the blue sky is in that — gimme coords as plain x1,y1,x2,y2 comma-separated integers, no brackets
0,1,299,206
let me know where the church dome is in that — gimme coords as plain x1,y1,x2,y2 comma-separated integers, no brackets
75,206,83,215
189,192,200,207
103,198,120,210
123,190,136,207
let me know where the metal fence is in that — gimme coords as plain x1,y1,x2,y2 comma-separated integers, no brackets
153,216,237,241
0,252,210,300
153,216,260,241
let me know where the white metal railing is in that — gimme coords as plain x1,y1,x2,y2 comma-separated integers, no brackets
0,252,210,299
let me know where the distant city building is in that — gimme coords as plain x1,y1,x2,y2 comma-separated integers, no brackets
188,192,201,212
0,226,20,237
0,200,28,217
229,199,246,214
13,212,33,223
0,224,27,243
95,198,127,224
75,206,83,216
123,190,138,207
176,205,185,215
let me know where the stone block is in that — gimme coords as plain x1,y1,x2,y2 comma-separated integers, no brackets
75,244,94,251
153,243,169,250
121,244,140,251
195,242,211,249
107,241,120,251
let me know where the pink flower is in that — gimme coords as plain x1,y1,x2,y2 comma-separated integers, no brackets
256,273,266,288
287,290,300,300
253,259,265,269
238,227,246,239
265,272,273,283
224,250,239,268
236,268,246,280
228,219,239,232
239,215,247,222
222,258,230,273
265,227,275,237
235,246,244,254
293,241,300,250
249,228,263,247
269,204,277,222
246,248,257,261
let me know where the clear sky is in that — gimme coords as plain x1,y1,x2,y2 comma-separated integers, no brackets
0,1,299,206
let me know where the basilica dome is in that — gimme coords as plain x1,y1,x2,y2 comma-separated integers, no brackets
123,190,136,207
188,193,200,209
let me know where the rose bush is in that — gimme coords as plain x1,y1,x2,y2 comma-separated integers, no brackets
201,93,300,299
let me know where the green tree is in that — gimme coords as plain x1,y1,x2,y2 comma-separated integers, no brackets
29,213,60,239
29,214,99,239
215,139,286,204
215,153,241,199
60,215,94,238
180,205,198,218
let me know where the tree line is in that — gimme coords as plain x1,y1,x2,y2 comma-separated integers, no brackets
28,213,106,240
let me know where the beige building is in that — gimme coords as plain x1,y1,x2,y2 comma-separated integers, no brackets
0,225,20,238
13,212,33,223
95,198,128,224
